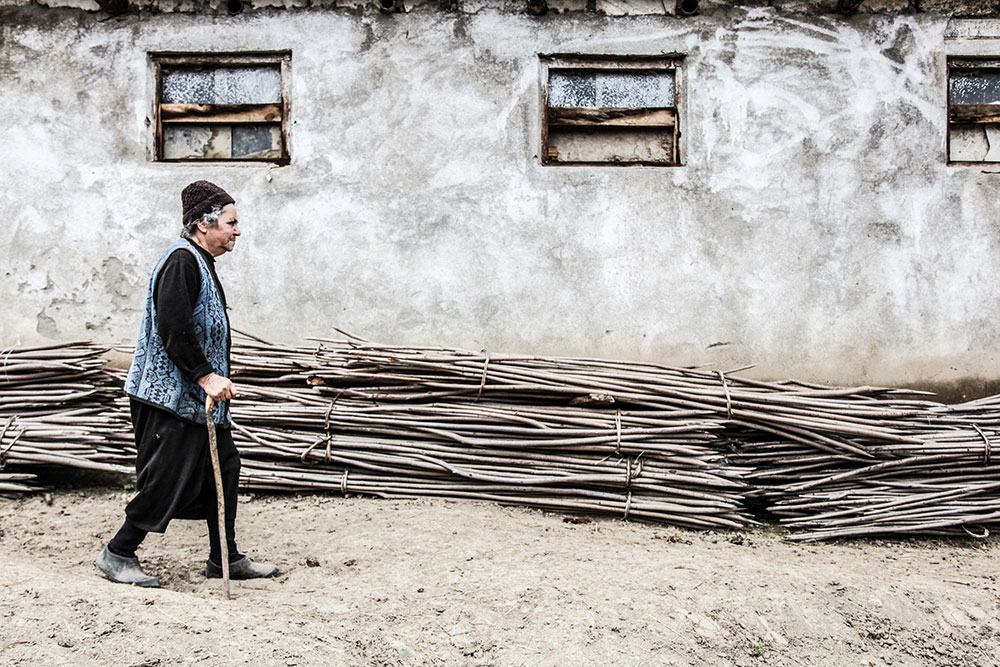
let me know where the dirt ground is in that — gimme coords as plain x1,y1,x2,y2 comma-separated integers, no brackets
1,486,998,667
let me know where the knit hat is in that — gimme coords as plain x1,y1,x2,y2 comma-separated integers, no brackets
181,180,235,225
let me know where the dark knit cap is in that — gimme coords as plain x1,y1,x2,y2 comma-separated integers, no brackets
181,180,235,225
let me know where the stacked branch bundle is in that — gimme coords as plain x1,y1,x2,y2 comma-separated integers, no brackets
229,334,751,528
0,342,133,493
3,332,999,541
227,333,1000,539
732,393,1000,540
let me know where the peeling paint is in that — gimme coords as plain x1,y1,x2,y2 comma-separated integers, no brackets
36,308,59,337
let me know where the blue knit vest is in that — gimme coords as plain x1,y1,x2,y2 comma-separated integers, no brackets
125,239,231,426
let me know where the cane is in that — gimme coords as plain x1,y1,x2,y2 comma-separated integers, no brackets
205,395,231,600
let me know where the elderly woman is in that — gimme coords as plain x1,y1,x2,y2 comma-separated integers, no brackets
96,180,277,587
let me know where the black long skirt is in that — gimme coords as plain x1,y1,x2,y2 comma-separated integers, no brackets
125,399,240,535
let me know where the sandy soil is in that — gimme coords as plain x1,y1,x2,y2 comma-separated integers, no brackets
1,487,998,667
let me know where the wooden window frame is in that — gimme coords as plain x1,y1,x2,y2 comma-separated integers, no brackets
540,54,684,167
946,56,1000,165
151,51,292,165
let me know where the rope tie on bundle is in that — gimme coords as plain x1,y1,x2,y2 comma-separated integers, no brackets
323,401,335,462
973,425,992,466
301,402,336,463
300,436,324,463
476,355,491,401
717,371,733,420
0,416,18,470
622,454,643,520
962,524,989,539
341,469,349,495
615,410,622,456
1,346,13,382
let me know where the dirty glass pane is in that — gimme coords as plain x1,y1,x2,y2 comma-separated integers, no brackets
163,124,281,160
215,68,282,104
549,72,597,108
949,70,1000,105
162,126,232,159
549,70,674,108
232,125,282,158
162,70,214,105
162,66,282,105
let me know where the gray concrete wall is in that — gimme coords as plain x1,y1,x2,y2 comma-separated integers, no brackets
3,1,1000,393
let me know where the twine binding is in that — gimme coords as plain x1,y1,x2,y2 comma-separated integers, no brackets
301,402,336,463
623,454,643,520
615,410,622,456
476,355,491,401
0,416,19,470
717,371,733,420
973,424,992,466
962,524,989,539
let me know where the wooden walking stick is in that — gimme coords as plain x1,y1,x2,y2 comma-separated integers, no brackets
205,395,231,600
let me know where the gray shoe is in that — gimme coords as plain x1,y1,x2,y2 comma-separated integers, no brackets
95,546,161,588
206,555,279,580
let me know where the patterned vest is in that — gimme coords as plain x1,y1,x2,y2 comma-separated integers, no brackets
124,239,231,426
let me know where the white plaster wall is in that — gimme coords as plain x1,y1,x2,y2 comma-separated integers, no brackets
2,5,999,390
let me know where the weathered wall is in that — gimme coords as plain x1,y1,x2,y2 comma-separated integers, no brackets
3,1,1000,392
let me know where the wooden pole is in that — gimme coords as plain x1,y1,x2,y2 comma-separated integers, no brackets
205,396,231,600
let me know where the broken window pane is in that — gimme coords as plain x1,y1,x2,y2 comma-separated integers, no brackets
949,123,1000,162
549,70,675,108
163,124,281,160
948,60,1000,163
155,53,289,163
543,57,680,167
162,66,282,105
232,125,282,159
163,126,233,159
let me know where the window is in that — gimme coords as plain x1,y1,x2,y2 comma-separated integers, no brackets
540,55,682,166
947,58,1000,163
152,52,291,164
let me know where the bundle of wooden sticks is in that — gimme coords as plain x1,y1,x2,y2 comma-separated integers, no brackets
0,342,132,493
228,333,751,528
2,333,998,541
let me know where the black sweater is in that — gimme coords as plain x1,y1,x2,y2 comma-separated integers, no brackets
152,239,229,382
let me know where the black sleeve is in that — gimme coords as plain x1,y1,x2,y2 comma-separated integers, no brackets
153,250,215,382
